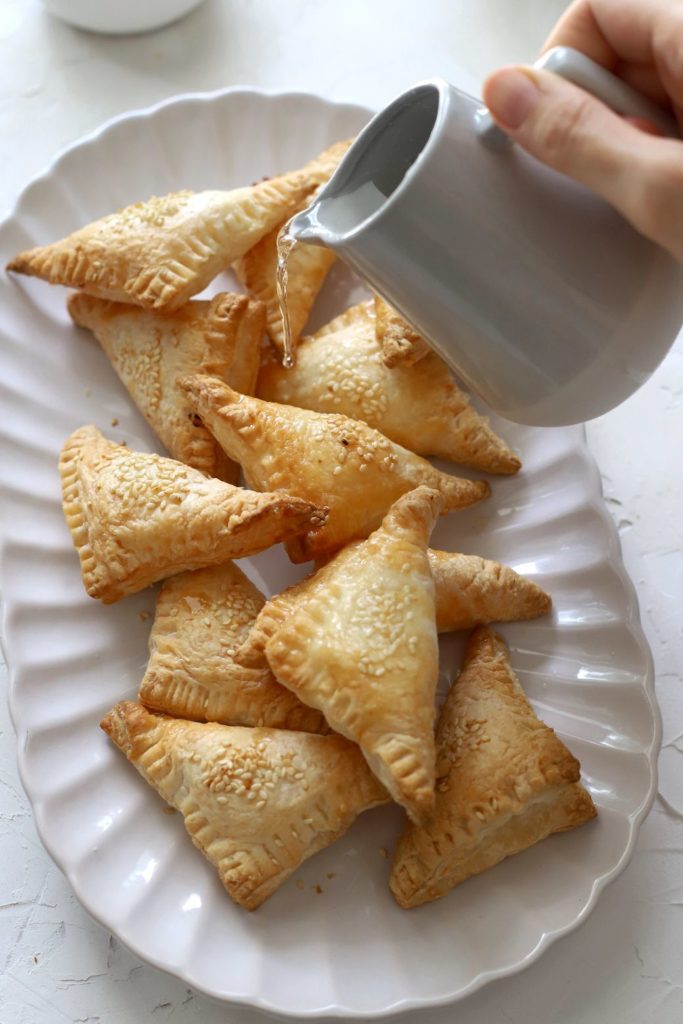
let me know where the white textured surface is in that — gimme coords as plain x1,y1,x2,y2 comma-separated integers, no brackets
0,2,681,1023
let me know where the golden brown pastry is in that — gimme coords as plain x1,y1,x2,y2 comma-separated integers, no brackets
430,550,551,631
265,487,442,823
234,570,316,669
235,548,551,670
68,291,265,483
179,375,490,563
8,140,349,311
375,295,430,367
101,702,387,910
258,299,520,474
139,561,327,733
59,425,327,602
390,627,597,908
233,193,337,358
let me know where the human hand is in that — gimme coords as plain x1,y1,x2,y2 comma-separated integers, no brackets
482,0,683,261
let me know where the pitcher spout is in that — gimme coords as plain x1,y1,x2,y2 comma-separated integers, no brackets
286,205,331,247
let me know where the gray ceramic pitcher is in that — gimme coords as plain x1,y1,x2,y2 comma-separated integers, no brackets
289,48,683,426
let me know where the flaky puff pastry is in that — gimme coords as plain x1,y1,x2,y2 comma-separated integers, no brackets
8,140,350,311
179,375,489,563
258,300,520,474
60,426,327,603
139,561,327,734
390,627,596,908
374,296,430,368
102,702,387,910
430,550,551,631
234,569,318,669
235,548,551,670
68,291,265,483
233,190,337,358
265,487,442,823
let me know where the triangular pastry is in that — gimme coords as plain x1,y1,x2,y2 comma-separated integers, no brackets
8,140,350,311
101,701,387,910
258,300,521,474
375,296,430,367
265,487,442,822
139,561,327,733
68,291,265,483
60,425,327,602
234,547,551,670
234,194,337,359
234,570,317,668
430,549,551,631
389,627,597,908
179,375,490,563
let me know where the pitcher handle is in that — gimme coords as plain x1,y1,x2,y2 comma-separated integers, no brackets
477,45,680,149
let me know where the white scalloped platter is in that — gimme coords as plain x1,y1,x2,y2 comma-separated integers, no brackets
0,88,659,1019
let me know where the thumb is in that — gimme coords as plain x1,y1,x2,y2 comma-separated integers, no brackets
482,65,683,260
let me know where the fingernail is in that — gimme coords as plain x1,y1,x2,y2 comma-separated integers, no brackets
485,68,540,130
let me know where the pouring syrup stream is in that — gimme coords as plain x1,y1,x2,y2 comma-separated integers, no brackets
276,219,299,369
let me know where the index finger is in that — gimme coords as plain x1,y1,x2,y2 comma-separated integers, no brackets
542,0,683,121
545,0,683,68
542,0,617,67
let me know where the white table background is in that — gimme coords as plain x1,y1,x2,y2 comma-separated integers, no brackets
1,1,682,1022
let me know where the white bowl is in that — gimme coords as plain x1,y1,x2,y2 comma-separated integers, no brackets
43,0,206,35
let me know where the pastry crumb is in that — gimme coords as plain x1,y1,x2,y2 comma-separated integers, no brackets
312,884,323,895
378,846,388,859
326,872,336,880
162,806,176,815
111,417,119,427
295,879,305,891
32,954,39,964
138,610,151,622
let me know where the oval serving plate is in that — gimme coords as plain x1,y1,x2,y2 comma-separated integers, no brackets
0,87,659,1019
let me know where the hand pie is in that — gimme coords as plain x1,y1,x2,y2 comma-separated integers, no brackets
139,561,327,733
375,296,430,367
389,627,597,908
235,547,551,671
258,299,520,474
234,194,337,359
265,487,442,822
234,570,317,669
430,550,551,631
68,291,265,483
101,701,387,910
179,375,490,563
7,140,349,311
60,425,326,602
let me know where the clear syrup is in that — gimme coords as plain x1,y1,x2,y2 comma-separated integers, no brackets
276,221,299,369
314,180,387,234
275,181,388,368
